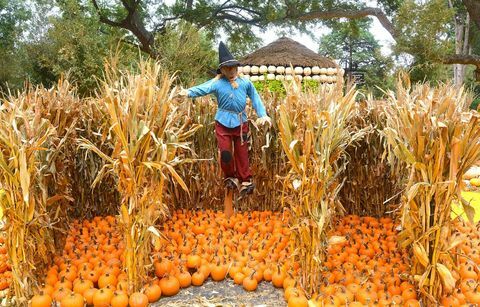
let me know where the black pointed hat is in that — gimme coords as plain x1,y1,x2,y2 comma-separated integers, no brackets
218,41,241,69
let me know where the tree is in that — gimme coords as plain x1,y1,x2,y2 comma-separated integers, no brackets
88,0,480,82
293,0,480,79
318,19,394,93
0,0,31,92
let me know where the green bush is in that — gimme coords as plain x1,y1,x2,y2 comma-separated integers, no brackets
252,79,326,96
471,97,480,110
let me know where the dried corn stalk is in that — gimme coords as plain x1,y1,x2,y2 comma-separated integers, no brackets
382,74,480,302
278,81,366,295
80,59,200,292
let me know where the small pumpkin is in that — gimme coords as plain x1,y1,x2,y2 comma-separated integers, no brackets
177,270,192,288
242,273,258,291
191,271,205,286
92,288,114,307
83,288,97,305
98,272,117,288
129,292,149,307
60,292,84,307
210,262,227,281
111,290,129,307
145,283,162,302
159,275,180,296
31,291,52,307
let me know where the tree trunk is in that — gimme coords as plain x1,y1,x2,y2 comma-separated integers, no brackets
454,14,471,86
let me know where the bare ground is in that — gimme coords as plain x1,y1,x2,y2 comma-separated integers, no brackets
152,278,286,307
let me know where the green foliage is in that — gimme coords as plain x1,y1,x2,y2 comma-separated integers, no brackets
252,79,328,96
318,19,394,96
253,80,286,96
30,0,137,96
0,0,31,92
471,97,480,110
394,0,455,83
154,22,216,85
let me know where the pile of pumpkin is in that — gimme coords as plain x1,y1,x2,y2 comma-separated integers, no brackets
309,215,420,307
29,210,296,307
29,209,422,306
0,233,11,296
440,220,480,306
25,207,480,306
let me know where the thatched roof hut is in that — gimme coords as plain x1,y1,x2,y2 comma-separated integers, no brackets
241,37,337,68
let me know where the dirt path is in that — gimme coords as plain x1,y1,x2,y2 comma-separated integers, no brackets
153,279,286,307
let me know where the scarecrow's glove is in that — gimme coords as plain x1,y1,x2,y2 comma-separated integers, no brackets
255,115,272,127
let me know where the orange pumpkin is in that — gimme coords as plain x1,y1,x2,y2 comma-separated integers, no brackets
128,292,149,307
159,275,180,296
111,291,129,307
145,283,162,302
191,271,205,286
31,291,52,307
92,288,113,307
60,292,84,307
242,273,258,291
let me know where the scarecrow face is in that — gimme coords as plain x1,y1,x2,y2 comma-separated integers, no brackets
220,66,238,81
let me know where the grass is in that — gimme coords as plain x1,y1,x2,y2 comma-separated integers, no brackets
452,191,480,222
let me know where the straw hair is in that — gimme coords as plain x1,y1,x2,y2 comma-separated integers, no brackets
214,73,238,89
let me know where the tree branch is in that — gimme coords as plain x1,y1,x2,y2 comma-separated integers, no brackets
293,7,397,39
443,54,480,66
90,0,156,58
91,0,124,27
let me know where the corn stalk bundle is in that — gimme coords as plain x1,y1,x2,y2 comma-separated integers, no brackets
0,83,77,303
79,60,201,292
382,75,480,302
72,95,120,219
339,99,405,217
277,81,366,295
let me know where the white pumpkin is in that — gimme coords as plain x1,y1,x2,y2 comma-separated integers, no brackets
267,74,275,80
243,66,251,74
327,67,336,75
320,75,328,83
312,66,321,74
258,75,265,81
320,68,328,75
285,75,294,81
251,66,259,75
259,65,268,74
327,76,335,83
275,75,285,81
276,66,285,74
250,75,259,82
237,66,243,74
295,75,303,81
268,66,276,73
285,67,293,75
312,75,320,81
303,67,312,76
304,75,312,80
294,67,303,75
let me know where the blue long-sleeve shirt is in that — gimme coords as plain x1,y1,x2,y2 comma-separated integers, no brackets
187,77,267,128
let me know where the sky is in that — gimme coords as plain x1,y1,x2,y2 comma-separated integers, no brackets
255,17,395,57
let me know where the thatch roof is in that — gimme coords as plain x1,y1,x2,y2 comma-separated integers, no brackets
241,37,337,68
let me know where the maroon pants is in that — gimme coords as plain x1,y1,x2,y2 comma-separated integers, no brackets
215,121,252,182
